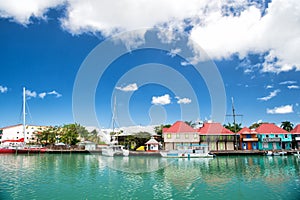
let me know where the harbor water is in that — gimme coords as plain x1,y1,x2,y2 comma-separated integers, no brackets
0,154,299,200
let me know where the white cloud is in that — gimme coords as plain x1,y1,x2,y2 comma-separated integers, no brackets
26,89,62,99
0,85,8,93
189,0,300,72
167,48,181,58
38,92,47,99
47,90,62,98
25,89,37,98
257,89,280,101
176,97,191,104
267,105,293,114
1,0,300,73
116,83,138,92
266,85,273,89
279,81,297,85
287,85,299,89
152,94,171,105
0,0,64,24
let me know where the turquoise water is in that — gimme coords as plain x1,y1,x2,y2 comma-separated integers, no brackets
0,154,299,200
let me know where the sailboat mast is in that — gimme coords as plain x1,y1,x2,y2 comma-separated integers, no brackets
23,87,26,145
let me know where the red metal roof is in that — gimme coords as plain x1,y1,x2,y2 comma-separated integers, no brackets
291,124,300,133
197,122,234,135
255,123,288,134
163,121,196,133
238,127,257,134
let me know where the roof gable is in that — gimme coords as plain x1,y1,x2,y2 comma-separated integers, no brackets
255,123,288,134
238,127,257,134
198,123,234,135
291,124,300,133
164,121,196,133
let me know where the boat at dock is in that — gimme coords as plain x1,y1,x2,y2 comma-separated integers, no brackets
0,87,47,154
101,145,129,157
160,149,214,158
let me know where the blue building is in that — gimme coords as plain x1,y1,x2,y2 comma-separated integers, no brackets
256,123,292,150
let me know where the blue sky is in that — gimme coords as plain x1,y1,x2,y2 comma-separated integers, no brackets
0,0,299,128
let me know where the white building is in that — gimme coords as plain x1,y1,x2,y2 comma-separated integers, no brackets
0,124,47,145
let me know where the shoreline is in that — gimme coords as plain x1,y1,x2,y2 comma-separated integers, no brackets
3,149,299,156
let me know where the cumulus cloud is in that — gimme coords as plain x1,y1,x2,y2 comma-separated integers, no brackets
26,89,62,99
266,85,273,89
152,94,171,105
257,89,280,101
287,85,299,89
279,81,297,85
0,0,300,73
0,85,8,93
25,89,37,99
167,48,181,58
175,96,191,104
47,90,62,98
116,83,138,92
267,105,293,114
38,92,47,99
0,0,64,24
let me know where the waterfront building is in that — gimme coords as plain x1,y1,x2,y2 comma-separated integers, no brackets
238,127,259,150
0,124,47,145
256,123,292,150
162,121,199,151
197,122,235,151
291,124,300,149
145,136,159,151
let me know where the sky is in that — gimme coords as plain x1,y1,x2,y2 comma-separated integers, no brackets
0,0,299,129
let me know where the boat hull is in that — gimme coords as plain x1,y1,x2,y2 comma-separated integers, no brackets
160,151,214,158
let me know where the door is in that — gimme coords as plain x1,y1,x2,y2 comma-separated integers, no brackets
243,142,247,150
252,142,257,150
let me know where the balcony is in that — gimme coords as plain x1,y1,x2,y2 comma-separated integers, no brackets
242,138,258,142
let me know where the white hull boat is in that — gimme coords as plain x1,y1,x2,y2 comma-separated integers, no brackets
102,145,129,157
160,149,214,158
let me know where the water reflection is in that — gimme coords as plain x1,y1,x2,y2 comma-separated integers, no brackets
0,155,299,200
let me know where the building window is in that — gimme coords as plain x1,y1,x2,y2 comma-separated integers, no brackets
275,134,278,137
176,134,180,139
266,135,269,138
185,133,189,139
26,137,28,139
16,137,18,139
167,134,171,139
201,135,207,141
284,134,288,138
17,132,19,134
194,133,198,139
27,132,29,134
219,135,223,140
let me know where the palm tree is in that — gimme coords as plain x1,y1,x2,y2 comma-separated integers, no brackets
223,122,242,133
280,121,294,132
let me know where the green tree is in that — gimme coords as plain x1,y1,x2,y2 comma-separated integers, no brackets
249,122,262,130
280,121,294,132
75,123,89,140
60,124,79,145
223,123,242,133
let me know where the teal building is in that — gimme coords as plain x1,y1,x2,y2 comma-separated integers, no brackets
256,123,292,150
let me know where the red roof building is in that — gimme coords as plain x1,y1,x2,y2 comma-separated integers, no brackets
197,122,235,151
238,127,259,150
291,124,300,134
291,124,300,149
255,123,288,134
197,122,234,135
162,121,199,151
255,123,292,151
164,121,196,133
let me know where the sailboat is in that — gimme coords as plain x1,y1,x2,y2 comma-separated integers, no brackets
101,96,129,157
0,87,46,154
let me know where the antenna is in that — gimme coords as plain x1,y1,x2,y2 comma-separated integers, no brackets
226,97,243,150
